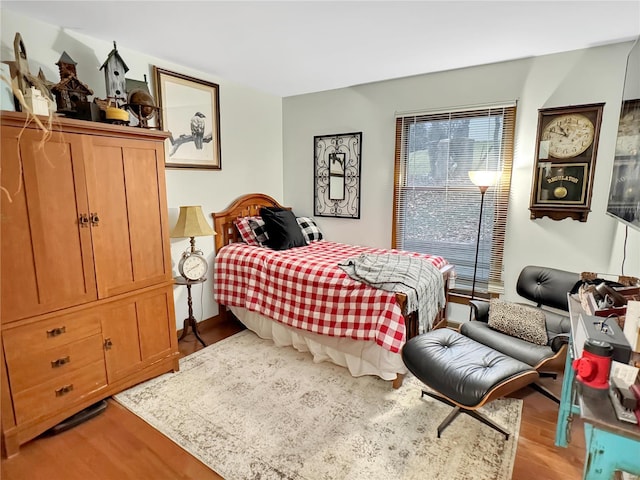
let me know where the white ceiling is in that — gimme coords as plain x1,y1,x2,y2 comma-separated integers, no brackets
3,1,640,97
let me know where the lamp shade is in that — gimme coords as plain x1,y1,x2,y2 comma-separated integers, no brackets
170,205,215,238
468,170,502,187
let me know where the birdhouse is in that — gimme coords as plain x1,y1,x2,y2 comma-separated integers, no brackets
52,51,94,116
100,41,129,107
56,51,77,79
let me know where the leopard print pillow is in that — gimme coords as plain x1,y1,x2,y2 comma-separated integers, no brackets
487,298,548,346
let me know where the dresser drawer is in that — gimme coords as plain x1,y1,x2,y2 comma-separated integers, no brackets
6,334,104,393
3,310,102,363
12,360,107,425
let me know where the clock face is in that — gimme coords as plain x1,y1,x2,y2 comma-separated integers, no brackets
179,254,208,280
541,113,595,159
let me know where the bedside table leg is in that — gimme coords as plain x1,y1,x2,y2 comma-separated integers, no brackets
178,318,190,341
178,318,206,348
176,282,207,348
191,319,206,348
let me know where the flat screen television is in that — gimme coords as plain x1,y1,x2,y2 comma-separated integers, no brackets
606,37,640,231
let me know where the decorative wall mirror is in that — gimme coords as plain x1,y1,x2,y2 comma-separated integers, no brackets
314,132,362,218
606,36,640,231
328,152,346,200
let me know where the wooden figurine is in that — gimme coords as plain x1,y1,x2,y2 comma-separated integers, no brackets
12,33,32,95
4,33,55,115
100,41,129,107
52,51,94,117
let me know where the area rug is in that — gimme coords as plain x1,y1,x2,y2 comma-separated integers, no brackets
114,330,522,480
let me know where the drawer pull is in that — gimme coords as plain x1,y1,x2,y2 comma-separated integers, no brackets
46,326,66,337
104,338,113,350
55,384,74,397
51,356,70,368
79,213,89,228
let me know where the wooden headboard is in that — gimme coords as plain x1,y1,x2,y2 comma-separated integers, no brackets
211,193,289,253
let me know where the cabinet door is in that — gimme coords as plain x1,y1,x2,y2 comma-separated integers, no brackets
102,300,141,381
84,136,171,298
102,285,176,382
1,127,97,322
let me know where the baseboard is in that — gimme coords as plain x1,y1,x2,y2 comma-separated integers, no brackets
176,313,238,337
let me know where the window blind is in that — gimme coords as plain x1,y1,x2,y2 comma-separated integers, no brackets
392,104,516,294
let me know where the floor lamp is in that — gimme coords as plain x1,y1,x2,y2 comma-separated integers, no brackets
468,170,502,320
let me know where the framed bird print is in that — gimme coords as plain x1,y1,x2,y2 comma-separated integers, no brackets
153,66,222,169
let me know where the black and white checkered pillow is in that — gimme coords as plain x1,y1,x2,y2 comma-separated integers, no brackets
248,218,270,246
296,217,323,243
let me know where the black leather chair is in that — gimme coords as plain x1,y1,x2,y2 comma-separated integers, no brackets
461,265,580,403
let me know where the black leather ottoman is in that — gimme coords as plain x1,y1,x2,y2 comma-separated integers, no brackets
402,328,538,439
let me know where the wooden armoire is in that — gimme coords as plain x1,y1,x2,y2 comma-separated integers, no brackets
0,111,180,456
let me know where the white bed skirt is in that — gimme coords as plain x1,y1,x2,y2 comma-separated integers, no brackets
229,306,408,381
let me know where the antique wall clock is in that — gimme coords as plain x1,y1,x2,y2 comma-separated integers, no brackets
529,103,604,222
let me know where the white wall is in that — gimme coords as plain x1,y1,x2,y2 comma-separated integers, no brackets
283,43,640,322
1,9,284,329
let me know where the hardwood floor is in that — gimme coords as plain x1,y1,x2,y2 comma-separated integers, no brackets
2,318,586,480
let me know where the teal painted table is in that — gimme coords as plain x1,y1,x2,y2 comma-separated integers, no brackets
556,295,640,479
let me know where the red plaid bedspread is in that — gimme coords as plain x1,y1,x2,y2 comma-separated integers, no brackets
214,240,447,353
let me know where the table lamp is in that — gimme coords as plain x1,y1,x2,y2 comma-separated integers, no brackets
170,205,215,347
170,205,216,282
170,205,215,252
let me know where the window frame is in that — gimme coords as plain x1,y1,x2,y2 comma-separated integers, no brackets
392,104,516,299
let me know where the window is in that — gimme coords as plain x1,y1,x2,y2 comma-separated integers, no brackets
393,104,516,296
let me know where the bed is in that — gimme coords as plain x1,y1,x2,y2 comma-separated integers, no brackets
212,193,454,388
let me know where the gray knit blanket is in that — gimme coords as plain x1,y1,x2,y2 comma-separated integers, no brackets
338,254,445,333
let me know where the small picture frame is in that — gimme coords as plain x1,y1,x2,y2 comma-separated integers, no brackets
153,66,221,169
314,132,362,218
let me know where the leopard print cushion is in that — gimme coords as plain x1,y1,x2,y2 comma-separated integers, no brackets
487,298,548,346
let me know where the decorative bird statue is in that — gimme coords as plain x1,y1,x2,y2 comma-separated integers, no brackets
190,112,206,149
